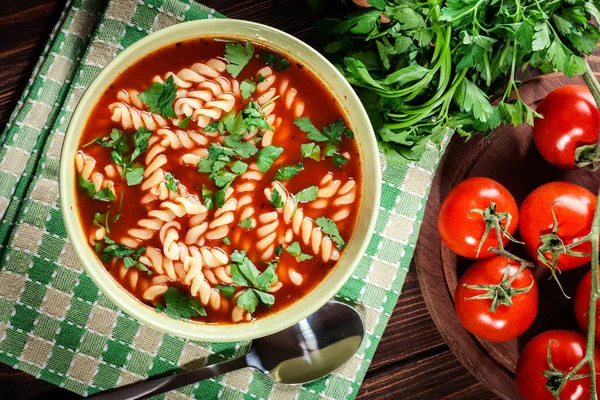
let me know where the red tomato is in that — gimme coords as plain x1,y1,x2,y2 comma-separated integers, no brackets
516,330,600,400
533,85,600,169
519,182,595,270
455,256,538,342
574,270,600,343
438,177,519,259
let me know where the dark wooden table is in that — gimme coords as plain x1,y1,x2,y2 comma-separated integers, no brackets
0,1,496,398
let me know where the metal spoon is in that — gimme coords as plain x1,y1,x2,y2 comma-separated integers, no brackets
88,301,364,400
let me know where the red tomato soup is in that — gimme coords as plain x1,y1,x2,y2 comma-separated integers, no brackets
74,37,362,324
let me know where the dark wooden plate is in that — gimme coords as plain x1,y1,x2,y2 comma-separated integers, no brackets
414,72,600,399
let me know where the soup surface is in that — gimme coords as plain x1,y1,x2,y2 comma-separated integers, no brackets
75,37,361,323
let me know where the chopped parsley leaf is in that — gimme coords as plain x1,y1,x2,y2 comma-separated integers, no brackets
316,217,345,250
285,241,313,261
201,184,214,210
295,186,318,203
178,117,192,129
225,41,254,78
264,52,292,71
164,172,178,192
301,143,321,161
274,163,303,181
155,287,206,320
238,218,253,229
78,175,115,202
214,285,235,299
138,75,177,118
269,187,285,208
92,211,110,233
241,79,256,99
333,153,349,167
256,145,283,174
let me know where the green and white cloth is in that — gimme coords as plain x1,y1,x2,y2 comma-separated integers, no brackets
0,0,447,398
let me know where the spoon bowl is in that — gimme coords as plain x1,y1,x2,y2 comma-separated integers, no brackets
88,301,364,399
246,300,365,384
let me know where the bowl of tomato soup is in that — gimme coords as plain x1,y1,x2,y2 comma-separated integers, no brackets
59,19,380,341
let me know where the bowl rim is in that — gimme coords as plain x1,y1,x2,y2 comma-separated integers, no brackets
59,18,381,342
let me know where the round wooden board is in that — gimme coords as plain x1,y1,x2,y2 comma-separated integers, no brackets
414,73,600,400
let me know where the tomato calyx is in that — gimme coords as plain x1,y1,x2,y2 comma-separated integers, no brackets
470,202,521,257
463,260,534,313
574,144,600,171
543,339,590,399
537,203,590,298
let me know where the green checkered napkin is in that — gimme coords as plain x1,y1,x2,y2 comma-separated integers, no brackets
0,0,448,398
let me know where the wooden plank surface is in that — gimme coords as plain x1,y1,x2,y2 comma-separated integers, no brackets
0,0,495,398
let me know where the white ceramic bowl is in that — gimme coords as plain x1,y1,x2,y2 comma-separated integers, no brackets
59,19,381,342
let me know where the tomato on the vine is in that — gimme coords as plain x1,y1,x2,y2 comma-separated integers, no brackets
516,330,600,400
533,85,600,169
438,177,518,259
519,182,595,271
455,256,537,342
574,270,600,343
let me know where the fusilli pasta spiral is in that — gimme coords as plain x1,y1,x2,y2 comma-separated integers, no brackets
108,102,168,131
75,151,116,197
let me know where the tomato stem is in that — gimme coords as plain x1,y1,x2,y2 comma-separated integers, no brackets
585,189,600,398
554,189,600,399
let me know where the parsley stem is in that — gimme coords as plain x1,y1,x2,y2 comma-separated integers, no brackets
82,136,100,148
260,95,280,109
118,190,124,213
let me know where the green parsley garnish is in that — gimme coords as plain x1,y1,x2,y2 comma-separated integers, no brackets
225,41,254,78
294,186,318,203
295,118,353,145
238,218,253,229
164,172,178,192
138,75,177,118
214,285,236,299
275,244,283,257
332,154,349,167
256,145,284,174
264,52,292,71
108,127,152,186
295,118,353,167
92,211,111,233
241,79,256,99
98,237,150,275
230,250,277,313
242,101,275,133
274,163,303,181
201,184,215,210
178,117,192,129
301,143,321,161
222,237,231,245
257,73,266,83
154,287,206,319
315,217,345,250
204,121,223,134
222,111,244,136
285,241,313,261
269,187,285,208
78,175,115,202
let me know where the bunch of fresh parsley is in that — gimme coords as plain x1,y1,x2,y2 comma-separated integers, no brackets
318,0,600,163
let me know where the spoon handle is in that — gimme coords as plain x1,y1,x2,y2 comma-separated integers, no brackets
87,355,250,400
